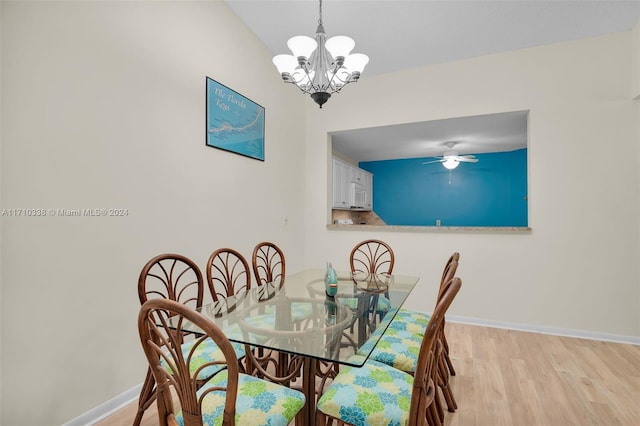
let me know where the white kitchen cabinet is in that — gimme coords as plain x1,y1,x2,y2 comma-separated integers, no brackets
332,158,350,209
332,157,373,211
361,171,373,210
351,168,368,186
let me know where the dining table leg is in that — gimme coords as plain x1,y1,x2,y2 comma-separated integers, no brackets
299,356,318,426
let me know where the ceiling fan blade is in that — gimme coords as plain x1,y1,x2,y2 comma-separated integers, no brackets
421,160,444,165
457,157,479,163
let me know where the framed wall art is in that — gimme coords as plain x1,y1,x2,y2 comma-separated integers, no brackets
205,77,265,161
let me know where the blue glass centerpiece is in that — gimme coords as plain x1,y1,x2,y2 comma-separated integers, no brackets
325,262,337,297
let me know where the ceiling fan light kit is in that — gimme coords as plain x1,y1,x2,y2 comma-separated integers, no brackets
421,141,479,169
442,157,460,170
272,0,369,108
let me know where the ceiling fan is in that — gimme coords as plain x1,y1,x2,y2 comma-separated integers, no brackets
421,141,479,170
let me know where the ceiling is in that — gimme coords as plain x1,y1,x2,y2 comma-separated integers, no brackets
225,0,639,161
331,110,528,161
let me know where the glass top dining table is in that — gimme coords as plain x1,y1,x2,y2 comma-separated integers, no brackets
190,268,420,365
183,268,419,425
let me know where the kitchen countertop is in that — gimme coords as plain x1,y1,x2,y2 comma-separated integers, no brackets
327,224,531,232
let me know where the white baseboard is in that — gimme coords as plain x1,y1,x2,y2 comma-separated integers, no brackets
446,314,640,345
63,384,141,426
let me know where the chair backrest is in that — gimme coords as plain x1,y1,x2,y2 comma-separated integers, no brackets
206,248,251,302
138,253,204,309
251,242,286,288
138,298,240,426
409,277,462,426
437,252,460,301
349,239,395,275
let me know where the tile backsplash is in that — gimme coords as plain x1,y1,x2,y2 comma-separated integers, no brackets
331,210,386,226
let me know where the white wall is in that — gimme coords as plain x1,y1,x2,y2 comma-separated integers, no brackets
303,32,640,339
1,1,306,424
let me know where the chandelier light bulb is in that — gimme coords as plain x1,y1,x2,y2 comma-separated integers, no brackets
287,36,317,60
325,36,355,61
344,53,369,74
272,54,297,75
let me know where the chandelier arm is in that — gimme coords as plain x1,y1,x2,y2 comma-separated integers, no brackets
326,73,345,92
284,78,312,94
327,64,352,88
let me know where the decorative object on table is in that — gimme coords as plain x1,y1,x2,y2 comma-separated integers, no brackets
272,0,369,108
325,296,337,325
325,261,338,296
205,77,265,161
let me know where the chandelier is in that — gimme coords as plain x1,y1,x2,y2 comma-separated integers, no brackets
272,0,369,108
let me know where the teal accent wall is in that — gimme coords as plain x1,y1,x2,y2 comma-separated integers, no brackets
360,149,528,227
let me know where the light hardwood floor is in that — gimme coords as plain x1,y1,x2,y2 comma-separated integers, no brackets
97,322,640,425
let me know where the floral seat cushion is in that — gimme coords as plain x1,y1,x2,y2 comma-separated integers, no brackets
357,327,422,374
316,355,414,426
355,308,396,353
358,309,436,374
340,295,392,314
386,308,430,336
176,370,305,426
161,338,245,380
375,295,392,313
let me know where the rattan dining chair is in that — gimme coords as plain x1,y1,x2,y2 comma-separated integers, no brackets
408,252,460,415
393,252,460,379
138,298,306,426
357,252,461,417
206,248,252,303
133,254,204,425
350,239,395,276
207,247,283,378
251,242,314,328
252,241,286,288
348,239,395,330
134,254,244,425
316,277,462,426
249,242,287,378
249,241,313,383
